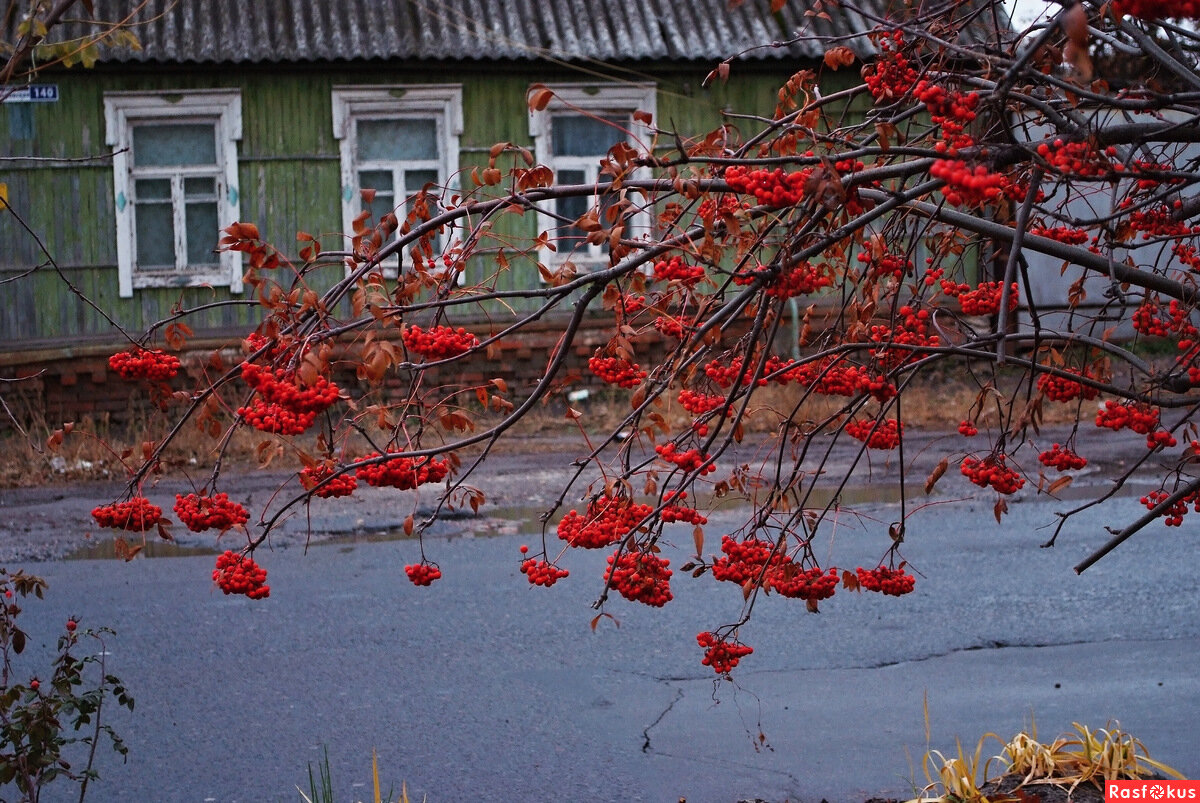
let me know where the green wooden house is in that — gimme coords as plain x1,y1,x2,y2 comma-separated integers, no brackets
0,0,907,424
0,0,889,351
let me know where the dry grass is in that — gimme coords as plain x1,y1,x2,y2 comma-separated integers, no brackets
0,360,1094,489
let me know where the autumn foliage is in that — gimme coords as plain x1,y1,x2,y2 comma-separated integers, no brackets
80,0,1200,672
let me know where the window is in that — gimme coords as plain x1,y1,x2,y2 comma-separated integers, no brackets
104,90,242,298
331,85,463,271
528,84,657,266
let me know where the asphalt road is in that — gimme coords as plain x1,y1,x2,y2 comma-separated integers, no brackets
9,486,1199,803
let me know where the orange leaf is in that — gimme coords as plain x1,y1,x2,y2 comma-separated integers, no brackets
693,525,704,558
994,498,1009,524
1047,475,1073,495
403,514,414,536
528,86,554,111
925,457,949,494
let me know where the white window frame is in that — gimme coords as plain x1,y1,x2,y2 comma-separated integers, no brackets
331,85,463,274
528,83,657,267
104,90,242,298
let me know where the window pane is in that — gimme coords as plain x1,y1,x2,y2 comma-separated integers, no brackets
359,170,396,221
405,169,439,195
135,202,176,268
185,202,219,265
552,115,625,156
184,176,216,197
135,178,171,201
133,123,217,166
357,119,438,162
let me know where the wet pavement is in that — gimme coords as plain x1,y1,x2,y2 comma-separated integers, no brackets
2,427,1198,801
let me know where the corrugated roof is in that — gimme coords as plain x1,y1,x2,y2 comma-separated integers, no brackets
34,0,1009,66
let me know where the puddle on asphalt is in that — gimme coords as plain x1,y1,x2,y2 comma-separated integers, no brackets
65,537,220,561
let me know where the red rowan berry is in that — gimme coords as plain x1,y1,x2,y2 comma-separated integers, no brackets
91,496,163,531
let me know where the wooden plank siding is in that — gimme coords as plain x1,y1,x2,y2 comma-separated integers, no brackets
1,59,833,349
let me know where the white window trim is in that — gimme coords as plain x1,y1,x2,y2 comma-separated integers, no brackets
528,83,657,267
104,90,243,298
331,85,463,273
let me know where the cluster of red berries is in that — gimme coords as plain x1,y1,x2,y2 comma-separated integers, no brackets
238,362,340,435
1038,444,1088,471
856,565,915,596
958,420,979,437
931,159,1010,207
620,295,647,315
1028,226,1090,245
299,464,358,498
1126,202,1200,240
1035,140,1119,178
108,348,181,381
696,194,750,224
655,443,716,475
652,255,705,285
1146,430,1178,450
940,280,1019,316
857,249,913,280
915,80,979,150
241,363,340,413
802,362,896,402
961,455,1026,494
660,502,708,525
845,418,903,450
733,262,832,299
588,355,647,388
770,564,840,601
174,493,250,533
518,547,570,587
604,548,673,607
91,497,162,531
1095,401,1160,435
1113,0,1200,22
401,325,478,360
404,563,442,586
1173,242,1200,273
653,315,687,339
1037,370,1100,403
678,389,727,417
1139,488,1200,526
711,536,782,584
557,494,654,549
1130,159,1187,191
723,165,808,207
356,453,450,490
213,551,270,599
704,355,772,389
697,631,754,674
1132,298,1197,339
863,31,916,103
869,308,940,369
238,398,317,436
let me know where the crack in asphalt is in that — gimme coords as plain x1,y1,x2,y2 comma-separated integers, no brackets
641,685,683,753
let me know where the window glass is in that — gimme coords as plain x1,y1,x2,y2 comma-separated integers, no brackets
357,119,438,162
134,202,175,268
132,123,217,166
359,169,396,222
185,201,220,265
551,115,624,157
405,169,439,195
135,178,171,201
557,169,589,223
